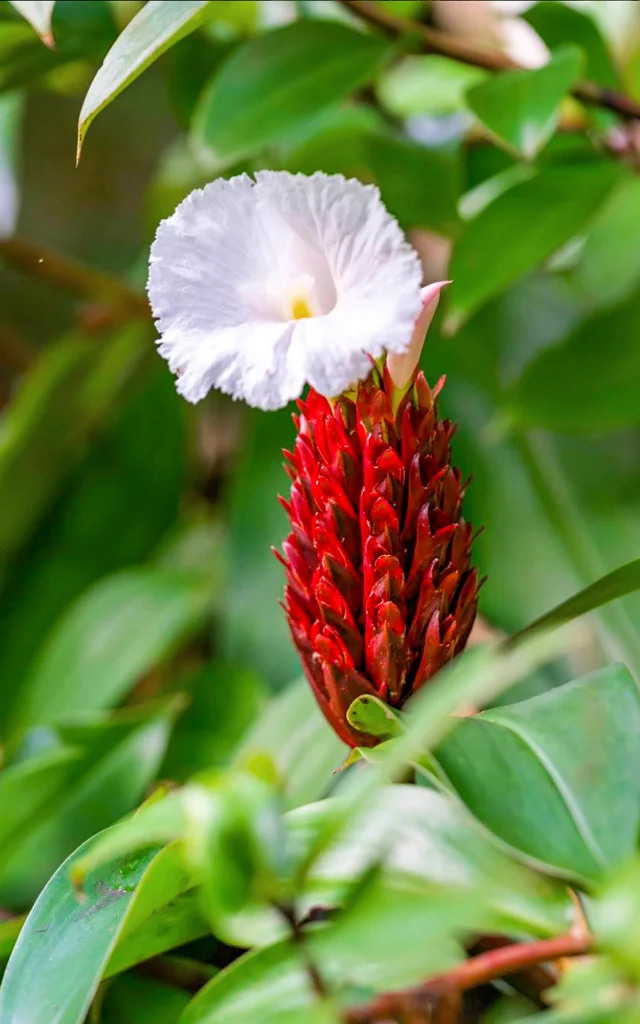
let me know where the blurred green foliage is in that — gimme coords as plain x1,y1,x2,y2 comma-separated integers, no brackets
1,1,640,1022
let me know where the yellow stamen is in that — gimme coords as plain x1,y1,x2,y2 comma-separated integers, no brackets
291,297,312,320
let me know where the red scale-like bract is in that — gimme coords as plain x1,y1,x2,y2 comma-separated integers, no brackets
277,369,479,748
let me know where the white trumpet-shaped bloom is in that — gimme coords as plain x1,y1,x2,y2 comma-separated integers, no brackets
148,171,423,410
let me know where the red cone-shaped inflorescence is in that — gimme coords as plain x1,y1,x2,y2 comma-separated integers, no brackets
277,368,479,748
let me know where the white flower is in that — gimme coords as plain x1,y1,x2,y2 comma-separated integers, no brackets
147,170,423,410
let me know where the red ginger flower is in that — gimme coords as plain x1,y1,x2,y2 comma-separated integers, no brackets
277,367,479,748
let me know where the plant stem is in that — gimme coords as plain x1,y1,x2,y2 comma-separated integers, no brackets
339,0,640,122
344,932,592,1023
278,903,329,1000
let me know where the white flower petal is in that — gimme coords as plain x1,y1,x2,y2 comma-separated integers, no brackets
148,171,423,409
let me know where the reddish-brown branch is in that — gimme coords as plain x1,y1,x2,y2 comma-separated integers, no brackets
340,0,640,122
344,933,593,1023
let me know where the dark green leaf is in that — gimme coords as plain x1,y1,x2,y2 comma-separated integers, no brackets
78,0,212,157
9,1,55,43
101,974,192,1024
193,20,391,161
10,568,212,735
446,159,621,330
367,134,462,238
514,557,640,640
466,47,584,160
0,747,80,856
576,176,640,309
506,292,640,433
0,701,180,905
524,2,619,89
437,665,640,882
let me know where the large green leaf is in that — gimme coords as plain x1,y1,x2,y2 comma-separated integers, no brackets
506,292,640,433
514,556,640,641
8,1,55,43
0,832,170,1024
0,701,180,905
466,47,583,160
367,134,461,238
445,159,621,331
78,0,211,157
437,665,640,883
193,20,391,162
524,2,619,89
10,568,212,736
0,747,80,855
575,176,640,310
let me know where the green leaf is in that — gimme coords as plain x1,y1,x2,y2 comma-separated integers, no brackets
0,836,160,1024
0,747,81,856
78,0,211,158
514,557,640,641
437,665,640,883
367,133,462,238
446,159,621,331
575,176,640,310
0,916,24,969
346,694,402,740
8,1,55,43
105,892,210,977
377,54,487,117
193,20,391,162
10,568,212,736
276,104,381,180
506,292,640,433
234,679,346,809
0,701,180,905
466,47,584,160
524,2,619,89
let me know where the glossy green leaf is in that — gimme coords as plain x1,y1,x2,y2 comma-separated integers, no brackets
524,2,619,89
0,835,160,1024
106,891,210,977
367,133,461,238
514,556,640,641
437,665,640,882
576,176,640,309
0,701,180,905
377,54,487,117
235,679,346,808
9,1,55,43
466,47,584,160
78,0,211,157
445,160,621,331
507,292,640,433
11,568,212,735
193,20,390,161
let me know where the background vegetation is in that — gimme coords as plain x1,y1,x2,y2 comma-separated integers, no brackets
1,1,640,1021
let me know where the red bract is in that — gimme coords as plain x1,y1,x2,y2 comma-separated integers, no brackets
277,369,479,747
